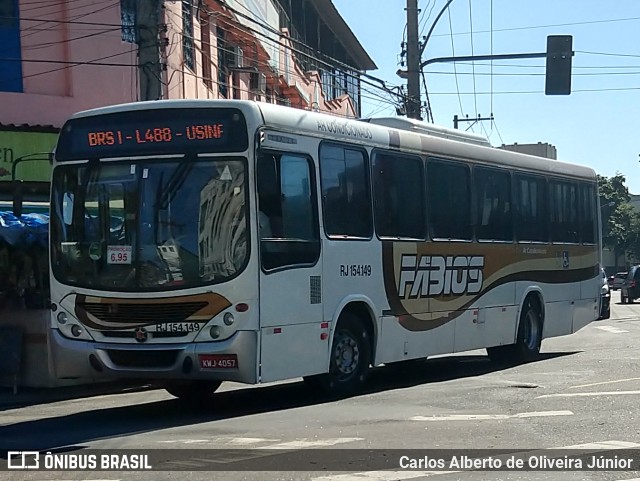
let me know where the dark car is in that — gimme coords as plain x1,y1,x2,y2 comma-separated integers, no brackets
621,266,640,303
599,268,610,319
610,272,627,290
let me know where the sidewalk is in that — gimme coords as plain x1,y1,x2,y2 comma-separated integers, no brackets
0,382,156,411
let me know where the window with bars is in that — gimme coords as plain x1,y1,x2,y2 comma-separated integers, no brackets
120,0,136,43
217,27,228,98
200,12,212,89
182,0,195,70
320,69,361,116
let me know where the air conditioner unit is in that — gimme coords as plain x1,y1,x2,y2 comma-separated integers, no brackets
228,46,243,68
250,72,267,93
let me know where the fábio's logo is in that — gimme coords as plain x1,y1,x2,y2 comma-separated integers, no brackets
398,254,485,299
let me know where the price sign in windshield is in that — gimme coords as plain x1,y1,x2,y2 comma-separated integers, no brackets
107,245,132,265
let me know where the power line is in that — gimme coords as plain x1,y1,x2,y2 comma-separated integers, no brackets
19,0,98,15
171,6,404,109
425,69,640,76
21,27,121,51
208,2,398,98
491,118,504,144
447,5,464,116
0,13,120,29
579,50,640,58
2,4,402,115
429,16,640,39
19,2,120,39
1,45,138,84
489,0,494,120
418,0,437,37
161,11,403,112
0,57,135,67
467,0,477,120
429,61,640,70
428,86,640,95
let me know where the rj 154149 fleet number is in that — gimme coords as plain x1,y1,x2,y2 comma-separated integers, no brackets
340,264,372,277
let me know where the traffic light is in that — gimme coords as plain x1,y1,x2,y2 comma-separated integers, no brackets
545,35,573,95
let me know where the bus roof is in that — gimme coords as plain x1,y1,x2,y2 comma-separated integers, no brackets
65,99,596,182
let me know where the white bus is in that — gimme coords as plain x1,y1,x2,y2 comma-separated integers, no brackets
47,100,601,400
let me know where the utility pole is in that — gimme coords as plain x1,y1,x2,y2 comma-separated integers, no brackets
453,114,493,130
405,0,421,119
137,0,162,101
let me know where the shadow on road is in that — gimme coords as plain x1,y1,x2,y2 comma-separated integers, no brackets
0,351,578,453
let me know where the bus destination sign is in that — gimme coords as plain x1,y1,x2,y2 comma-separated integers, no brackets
87,123,226,148
56,107,248,160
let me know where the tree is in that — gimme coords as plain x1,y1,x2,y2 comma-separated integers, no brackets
598,173,640,269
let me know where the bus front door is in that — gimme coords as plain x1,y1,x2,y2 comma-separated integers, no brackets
257,152,325,383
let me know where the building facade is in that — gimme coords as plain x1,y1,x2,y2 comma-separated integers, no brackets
0,0,375,184
498,142,557,160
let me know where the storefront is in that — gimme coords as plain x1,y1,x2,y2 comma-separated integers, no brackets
0,126,89,389
0,126,58,201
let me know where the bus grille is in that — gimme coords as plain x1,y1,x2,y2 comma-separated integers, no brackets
100,331,189,339
80,301,207,324
106,349,180,368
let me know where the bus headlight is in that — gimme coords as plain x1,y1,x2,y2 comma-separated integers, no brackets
57,312,68,324
223,312,235,326
70,325,83,337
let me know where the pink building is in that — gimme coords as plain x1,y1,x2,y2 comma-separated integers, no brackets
0,0,375,186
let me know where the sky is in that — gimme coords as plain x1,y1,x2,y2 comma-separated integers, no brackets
333,0,640,193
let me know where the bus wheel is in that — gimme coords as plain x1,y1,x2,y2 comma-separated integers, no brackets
513,297,543,362
165,380,222,402
305,313,371,396
487,298,542,364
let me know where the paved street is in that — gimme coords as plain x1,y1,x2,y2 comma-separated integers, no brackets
2,290,640,481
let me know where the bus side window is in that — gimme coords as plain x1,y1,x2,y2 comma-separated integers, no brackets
257,154,282,238
319,143,372,238
257,152,319,270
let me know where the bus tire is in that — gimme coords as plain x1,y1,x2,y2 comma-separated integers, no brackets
305,313,371,397
487,297,542,364
512,297,543,362
165,380,222,402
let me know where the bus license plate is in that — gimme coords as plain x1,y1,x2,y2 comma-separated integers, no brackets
199,354,238,369
154,323,200,333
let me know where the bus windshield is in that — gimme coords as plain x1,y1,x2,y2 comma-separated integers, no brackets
50,157,248,291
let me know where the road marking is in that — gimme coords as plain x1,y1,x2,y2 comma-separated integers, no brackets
158,437,280,445
157,439,211,444
556,440,640,449
258,437,364,449
311,440,640,481
593,326,629,334
410,410,573,421
226,437,280,445
313,471,455,481
537,390,640,398
570,377,640,389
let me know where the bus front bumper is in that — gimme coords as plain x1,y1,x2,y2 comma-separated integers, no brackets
50,329,258,384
